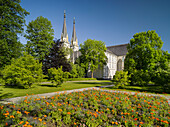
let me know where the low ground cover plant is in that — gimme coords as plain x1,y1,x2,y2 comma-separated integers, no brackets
0,90,169,127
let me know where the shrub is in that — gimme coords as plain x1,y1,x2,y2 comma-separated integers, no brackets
2,53,44,88
70,64,85,78
112,70,130,88
48,66,68,87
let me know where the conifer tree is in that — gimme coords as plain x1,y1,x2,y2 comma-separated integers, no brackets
42,39,72,75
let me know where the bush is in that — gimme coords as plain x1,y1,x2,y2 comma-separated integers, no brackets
70,64,85,78
112,70,130,88
48,66,68,87
2,53,44,88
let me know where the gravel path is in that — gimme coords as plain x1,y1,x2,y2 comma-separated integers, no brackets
1,85,170,104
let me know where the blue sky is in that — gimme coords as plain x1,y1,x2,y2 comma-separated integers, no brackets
20,0,170,52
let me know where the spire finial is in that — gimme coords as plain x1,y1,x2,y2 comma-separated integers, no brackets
64,10,66,18
73,17,75,24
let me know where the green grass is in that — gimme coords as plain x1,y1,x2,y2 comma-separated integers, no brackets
104,85,170,96
0,80,111,99
66,78,97,81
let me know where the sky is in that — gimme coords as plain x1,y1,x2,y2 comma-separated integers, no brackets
20,0,170,52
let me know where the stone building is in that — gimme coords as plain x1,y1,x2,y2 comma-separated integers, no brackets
60,11,128,79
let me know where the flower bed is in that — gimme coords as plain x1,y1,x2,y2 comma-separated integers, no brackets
0,90,170,127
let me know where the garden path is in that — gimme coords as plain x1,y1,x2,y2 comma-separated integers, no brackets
0,85,170,104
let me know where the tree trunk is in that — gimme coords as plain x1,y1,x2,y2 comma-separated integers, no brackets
91,71,93,78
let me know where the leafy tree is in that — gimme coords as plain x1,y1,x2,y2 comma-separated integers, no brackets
79,39,107,78
25,16,54,62
0,0,29,69
70,64,85,78
48,67,65,87
125,30,167,86
112,71,130,88
2,53,44,88
42,39,72,75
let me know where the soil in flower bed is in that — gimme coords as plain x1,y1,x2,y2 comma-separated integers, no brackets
0,90,170,127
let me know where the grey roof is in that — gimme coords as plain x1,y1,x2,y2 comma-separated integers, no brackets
106,44,128,56
62,12,67,38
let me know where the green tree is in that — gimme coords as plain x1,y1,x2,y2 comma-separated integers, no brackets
125,30,166,86
0,0,29,69
112,70,130,88
79,39,107,78
42,39,72,75
2,53,44,88
48,67,65,87
25,16,54,62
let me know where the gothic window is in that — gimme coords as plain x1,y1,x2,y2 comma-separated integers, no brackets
117,59,122,71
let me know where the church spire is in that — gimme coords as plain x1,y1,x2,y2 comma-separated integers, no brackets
62,10,67,38
71,17,79,51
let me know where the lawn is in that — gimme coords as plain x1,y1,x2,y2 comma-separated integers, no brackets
0,89,169,126
104,85,170,96
0,80,111,100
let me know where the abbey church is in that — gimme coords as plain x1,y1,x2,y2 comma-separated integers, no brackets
60,12,128,79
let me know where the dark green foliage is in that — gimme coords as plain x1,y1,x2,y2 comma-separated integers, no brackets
1,53,44,88
48,67,65,87
125,30,165,86
79,39,107,78
25,16,54,62
112,71,130,88
0,0,29,69
43,40,72,75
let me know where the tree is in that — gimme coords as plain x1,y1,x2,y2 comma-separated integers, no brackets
0,0,29,69
2,53,44,88
112,70,130,88
42,39,72,75
79,39,107,78
25,16,54,62
124,30,166,86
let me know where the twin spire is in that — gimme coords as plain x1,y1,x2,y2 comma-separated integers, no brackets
61,11,78,51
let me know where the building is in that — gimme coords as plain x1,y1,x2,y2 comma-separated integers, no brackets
60,11,128,79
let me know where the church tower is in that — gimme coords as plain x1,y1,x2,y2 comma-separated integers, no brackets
71,17,79,51
61,10,70,49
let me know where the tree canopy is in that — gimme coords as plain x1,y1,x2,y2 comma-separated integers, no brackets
125,30,169,86
79,39,107,78
25,16,54,62
42,39,72,75
0,0,29,69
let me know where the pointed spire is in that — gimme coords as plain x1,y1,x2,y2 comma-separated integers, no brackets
72,17,77,42
62,10,67,38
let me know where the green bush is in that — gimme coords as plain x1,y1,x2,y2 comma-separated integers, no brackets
2,53,44,88
70,64,85,78
48,66,68,87
112,70,130,88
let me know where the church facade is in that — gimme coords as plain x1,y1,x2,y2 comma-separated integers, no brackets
60,12,128,79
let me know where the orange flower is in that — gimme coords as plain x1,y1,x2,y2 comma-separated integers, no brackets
44,115,47,117
74,122,77,125
67,112,71,115
43,122,46,125
6,123,8,126
58,109,62,112
134,118,138,121
10,115,15,118
140,122,144,124
38,118,42,122
17,111,21,114
112,121,115,124
19,121,24,124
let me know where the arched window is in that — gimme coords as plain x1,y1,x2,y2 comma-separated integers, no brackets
117,59,122,71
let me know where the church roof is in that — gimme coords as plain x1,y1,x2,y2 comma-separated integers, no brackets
106,43,128,56
62,11,68,38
